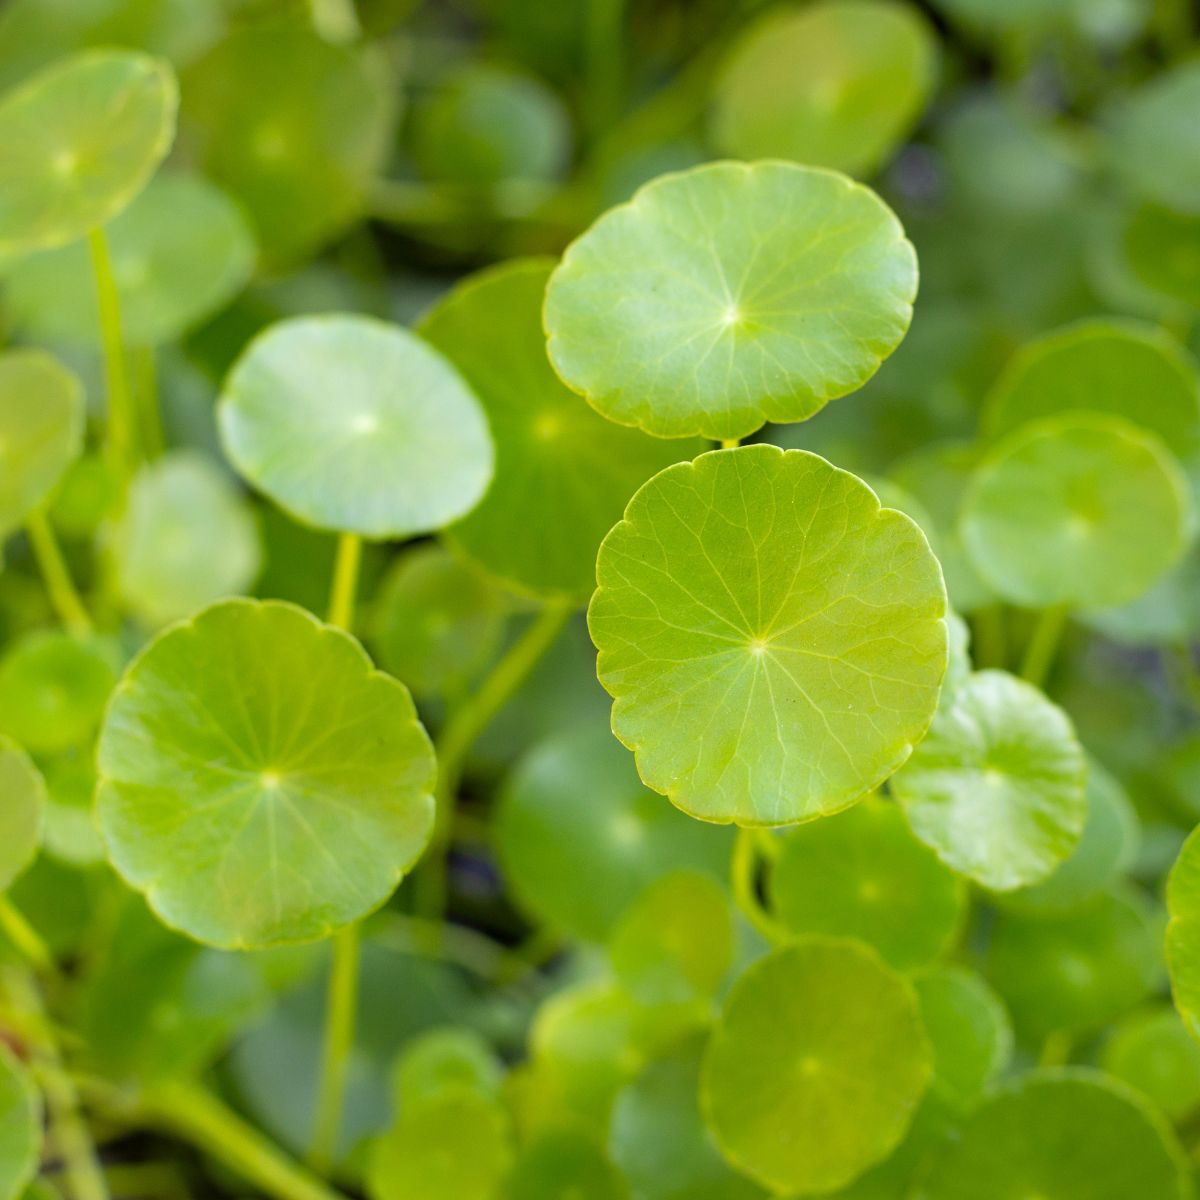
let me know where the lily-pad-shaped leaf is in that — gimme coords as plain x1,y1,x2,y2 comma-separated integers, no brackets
1167,826,1200,1039
0,349,84,535
770,797,965,970
709,1,938,176
960,414,1192,610
611,1036,765,1200
371,544,506,699
504,1127,628,1200
0,1046,40,1200
921,1071,1191,1200
182,25,394,264
3,172,256,347
0,49,177,255
700,938,930,1194
113,451,260,628
0,738,46,891
544,161,918,441
419,258,701,599
983,318,1200,458
218,314,493,539
96,598,436,948
1102,1007,1200,1122
0,632,118,755
495,724,734,943
1121,202,1200,310
391,1027,503,1112
986,887,1161,1040
892,670,1086,891
589,445,947,826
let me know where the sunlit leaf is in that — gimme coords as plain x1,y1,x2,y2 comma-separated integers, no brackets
545,161,917,441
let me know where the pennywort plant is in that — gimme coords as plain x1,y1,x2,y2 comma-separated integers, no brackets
1,5,1200,1200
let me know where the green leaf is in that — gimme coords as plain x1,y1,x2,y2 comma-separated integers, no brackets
770,797,965,970
589,445,947,825
1121,202,1200,310
3,172,256,347
504,1126,629,1200
921,1071,1191,1200
892,669,1086,891
41,755,102,866
419,258,702,599
700,939,930,1194
1101,1006,1200,1122
960,414,1192,610
391,1027,503,1112
544,161,918,441
96,598,436,948
0,1046,40,1200
113,450,261,628
0,631,118,755
371,544,507,698
0,48,177,254
495,724,734,942
0,348,85,535
983,317,1200,458
182,25,394,264
709,0,938,176
1084,543,1200,648
0,738,45,891
218,314,493,539
986,888,1161,1040
1167,826,1200,1039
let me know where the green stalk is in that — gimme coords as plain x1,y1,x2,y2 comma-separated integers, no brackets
88,228,136,478
308,530,364,1173
133,347,164,460
26,510,92,637
970,604,1007,671
585,0,627,138
1038,1030,1072,1068
732,827,784,945
1020,604,1069,689
720,438,739,449
0,895,59,981
416,599,574,920
141,1080,345,1200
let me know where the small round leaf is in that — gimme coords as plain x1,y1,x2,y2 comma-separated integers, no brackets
97,598,436,948
218,314,493,539
589,445,947,825
505,1127,628,1200
1102,1007,1200,1122
544,161,918,441
0,738,46,891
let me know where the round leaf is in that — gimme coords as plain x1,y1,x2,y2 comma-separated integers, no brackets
0,49,177,254
983,318,1200,459
1167,825,1200,1039
3,172,256,346
710,0,938,176
0,738,46,891
770,797,965,969
0,349,85,535
1102,1007,1200,1122
544,161,918,441
893,669,1086,891
218,314,493,539
960,414,1192,611
113,450,261,628
922,1071,1191,1200
419,258,701,599
96,598,436,948
0,1046,40,1200
505,1127,628,1200
589,445,947,825
700,939,930,1194
391,1027,503,1112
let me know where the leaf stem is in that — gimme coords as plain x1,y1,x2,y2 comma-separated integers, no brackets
0,895,59,981
731,827,784,944
88,227,136,477
133,347,164,460
720,438,739,449
416,599,574,920
139,1079,346,1200
1020,604,1070,689
326,533,362,632
1038,1030,1072,1068
26,510,92,637
308,923,359,1177
970,604,1007,671
585,0,626,138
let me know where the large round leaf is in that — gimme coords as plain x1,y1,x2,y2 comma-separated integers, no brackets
3,172,256,347
983,318,1200,459
544,161,918,441
922,1071,1191,1200
0,1046,40,1200
961,414,1191,611
700,939,930,1194
893,670,1086,891
589,445,947,825
0,49,177,254
709,1,938,176
96,598,436,948
1167,826,1200,1040
218,314,493,539
0,348,85,535
0,738,45,892
419,258,701,599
